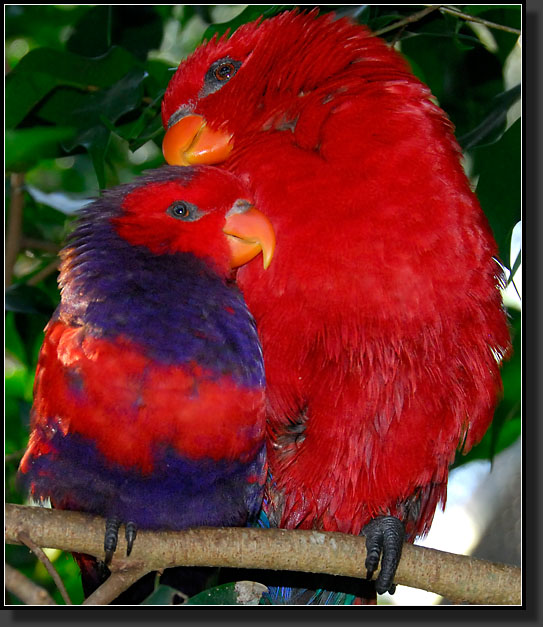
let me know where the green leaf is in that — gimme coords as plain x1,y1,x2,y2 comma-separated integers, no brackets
125,114,165,151
21,195,72,243
202,6,290,41
5,6,89,52
65,5,113,57
144,59,174,90
400,12,505,140
141,584,186,605
461,5,521,18
36,68,147,130
459,84,521,150
464,7,520,65
74,126,112,189
185,581,268,605
472,119,521,263
67,6,163,61
34,68,148,187
6,46,143,129
5,365,28,410
356,5,413,33
6,126,77,172
5,284,57,316
5,312,28,367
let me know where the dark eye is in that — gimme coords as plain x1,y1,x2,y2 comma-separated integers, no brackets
200,57,242,98
214,62,236,82
169,201,189,218
166,201,202,221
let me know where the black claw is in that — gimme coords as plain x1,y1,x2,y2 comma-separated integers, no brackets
104,517,121,565
362,515,405,595
364,530,382,580
125,522,137,557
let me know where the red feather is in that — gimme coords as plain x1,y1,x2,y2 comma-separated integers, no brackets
162,8,510,555
18,166,273,602
21,320,265,475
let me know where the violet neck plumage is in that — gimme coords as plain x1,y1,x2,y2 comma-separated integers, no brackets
56,195,264,389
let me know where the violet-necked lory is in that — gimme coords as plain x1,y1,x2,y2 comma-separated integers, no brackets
160,10,511,603
18,165,275,603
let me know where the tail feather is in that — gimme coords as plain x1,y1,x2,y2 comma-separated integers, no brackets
261,584,358,605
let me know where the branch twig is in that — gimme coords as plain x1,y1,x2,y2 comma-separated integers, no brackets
436,5,521,36
83,567,150,605
21,237,61,254
5,504,521,605
5,173,25,288
373,5,443,37
5,563,57,605
26,259,60,286
373,5,521,39
18,531,72,605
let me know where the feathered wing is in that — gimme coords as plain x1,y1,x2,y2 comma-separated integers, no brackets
161,11,511,604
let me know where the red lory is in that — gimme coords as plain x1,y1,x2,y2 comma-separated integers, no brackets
161,10,511,603
18,165,276,602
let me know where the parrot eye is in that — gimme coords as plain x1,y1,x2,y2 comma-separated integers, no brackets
214,62,236,81
200,57,242,97
166,201,202,222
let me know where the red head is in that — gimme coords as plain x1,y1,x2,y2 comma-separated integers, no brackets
111,165,275,275
161,10,414,166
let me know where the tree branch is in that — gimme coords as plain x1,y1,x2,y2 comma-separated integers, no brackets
5,504,521,605
26,259,60,286
83,567,150,605
5,563,57,605
373,5,443,37
436,5,521,36
5,173,25,287
20,237,61,254
373,5,521,39
18,531,72,605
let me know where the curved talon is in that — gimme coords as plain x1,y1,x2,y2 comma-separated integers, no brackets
125,522,137,557
362,515,405,595
104,517,121,565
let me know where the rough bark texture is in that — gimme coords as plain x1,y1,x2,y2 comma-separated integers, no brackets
5,504,521,605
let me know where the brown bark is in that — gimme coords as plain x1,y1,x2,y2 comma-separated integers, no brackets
5,504,521,605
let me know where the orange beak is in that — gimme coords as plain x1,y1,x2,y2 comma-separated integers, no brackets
163,114,233,166
223,200,275,270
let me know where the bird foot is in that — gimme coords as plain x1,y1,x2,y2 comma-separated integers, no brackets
362,515,405,595
104,517,138,565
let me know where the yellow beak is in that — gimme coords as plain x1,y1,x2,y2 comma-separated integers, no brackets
163,114,233,166
223,200,275,270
